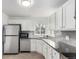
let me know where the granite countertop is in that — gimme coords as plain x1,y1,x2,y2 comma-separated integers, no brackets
27,37,61,53
27,36,76,48
42,37,76,53
28,36,76,53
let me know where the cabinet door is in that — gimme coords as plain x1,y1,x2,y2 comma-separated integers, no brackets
60,54,68,59
31,39,37,52
36,40,42,53
35,40,39,52
56,7,63,30
52,49,60,59
40,40,43,54
47,45,53,59
39,40,43,54
4,36,19,53
63,0,75,29
4,25,20,35
49,13,56,30
42,41,48,59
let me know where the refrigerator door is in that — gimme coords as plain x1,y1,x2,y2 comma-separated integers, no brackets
4,36,19,53
4,25,20,35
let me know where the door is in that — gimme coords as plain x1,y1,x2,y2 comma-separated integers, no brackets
42,41,48,59
4,25,20,35
36,40,39,52
4,36,19,53
31,39,37,52
49,13,56,30
60,54,68,59
47,45,52,59
56,7,63,30
52,49,60,59
63,0,75,29
36,40,43,54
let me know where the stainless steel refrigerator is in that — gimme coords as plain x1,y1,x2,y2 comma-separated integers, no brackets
3,24,21,54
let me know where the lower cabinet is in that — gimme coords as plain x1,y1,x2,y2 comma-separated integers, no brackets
36,40,43,54
47,45,52,59
42,41,48,59
31,39,37,52
31,39,43,53
60,54,68,59
31,39,67,59
52,48,60,59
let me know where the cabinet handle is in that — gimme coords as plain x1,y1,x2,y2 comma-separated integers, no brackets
74,16,76,20
62,8,63,28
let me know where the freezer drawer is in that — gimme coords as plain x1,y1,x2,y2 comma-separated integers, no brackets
4,25,20,35
4,36,19,53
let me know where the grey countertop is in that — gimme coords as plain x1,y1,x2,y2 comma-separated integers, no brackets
27,36,76,53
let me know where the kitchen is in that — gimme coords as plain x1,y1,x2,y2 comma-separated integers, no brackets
2,0,76,59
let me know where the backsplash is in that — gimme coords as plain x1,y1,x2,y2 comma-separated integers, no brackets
55,31,76,40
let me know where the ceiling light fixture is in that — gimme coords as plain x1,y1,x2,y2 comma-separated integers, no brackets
18,0,34,7
22,0,30,7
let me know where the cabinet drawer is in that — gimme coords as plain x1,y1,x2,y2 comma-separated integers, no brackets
52,49,60,59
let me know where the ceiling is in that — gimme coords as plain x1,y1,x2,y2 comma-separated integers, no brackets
2,0,68,17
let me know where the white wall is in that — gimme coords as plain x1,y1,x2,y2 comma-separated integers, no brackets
2,12,8,25
8,17,49,31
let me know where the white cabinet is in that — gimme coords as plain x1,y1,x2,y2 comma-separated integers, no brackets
42,41,48,59
55,7,63,30
62,0,76,30
47,45,53,59
49,0,75,31
31,39,43,54
36,40,42,53
38,40,43,54
40,40,43,54
31,39,37,52
49,13,56,30
30,39,68,59
55,0,75,30
47,44,60,59
60,54,68,59
52,49,60,59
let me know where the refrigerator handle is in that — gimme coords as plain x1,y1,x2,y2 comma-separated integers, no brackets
2,25,6,44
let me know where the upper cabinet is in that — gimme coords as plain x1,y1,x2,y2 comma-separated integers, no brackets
49,12,56,30
49,0,76,31
55,7,63,30
62,0,76,30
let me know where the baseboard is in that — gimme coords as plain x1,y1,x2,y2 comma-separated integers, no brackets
20,51,30,53
3,53,19,55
